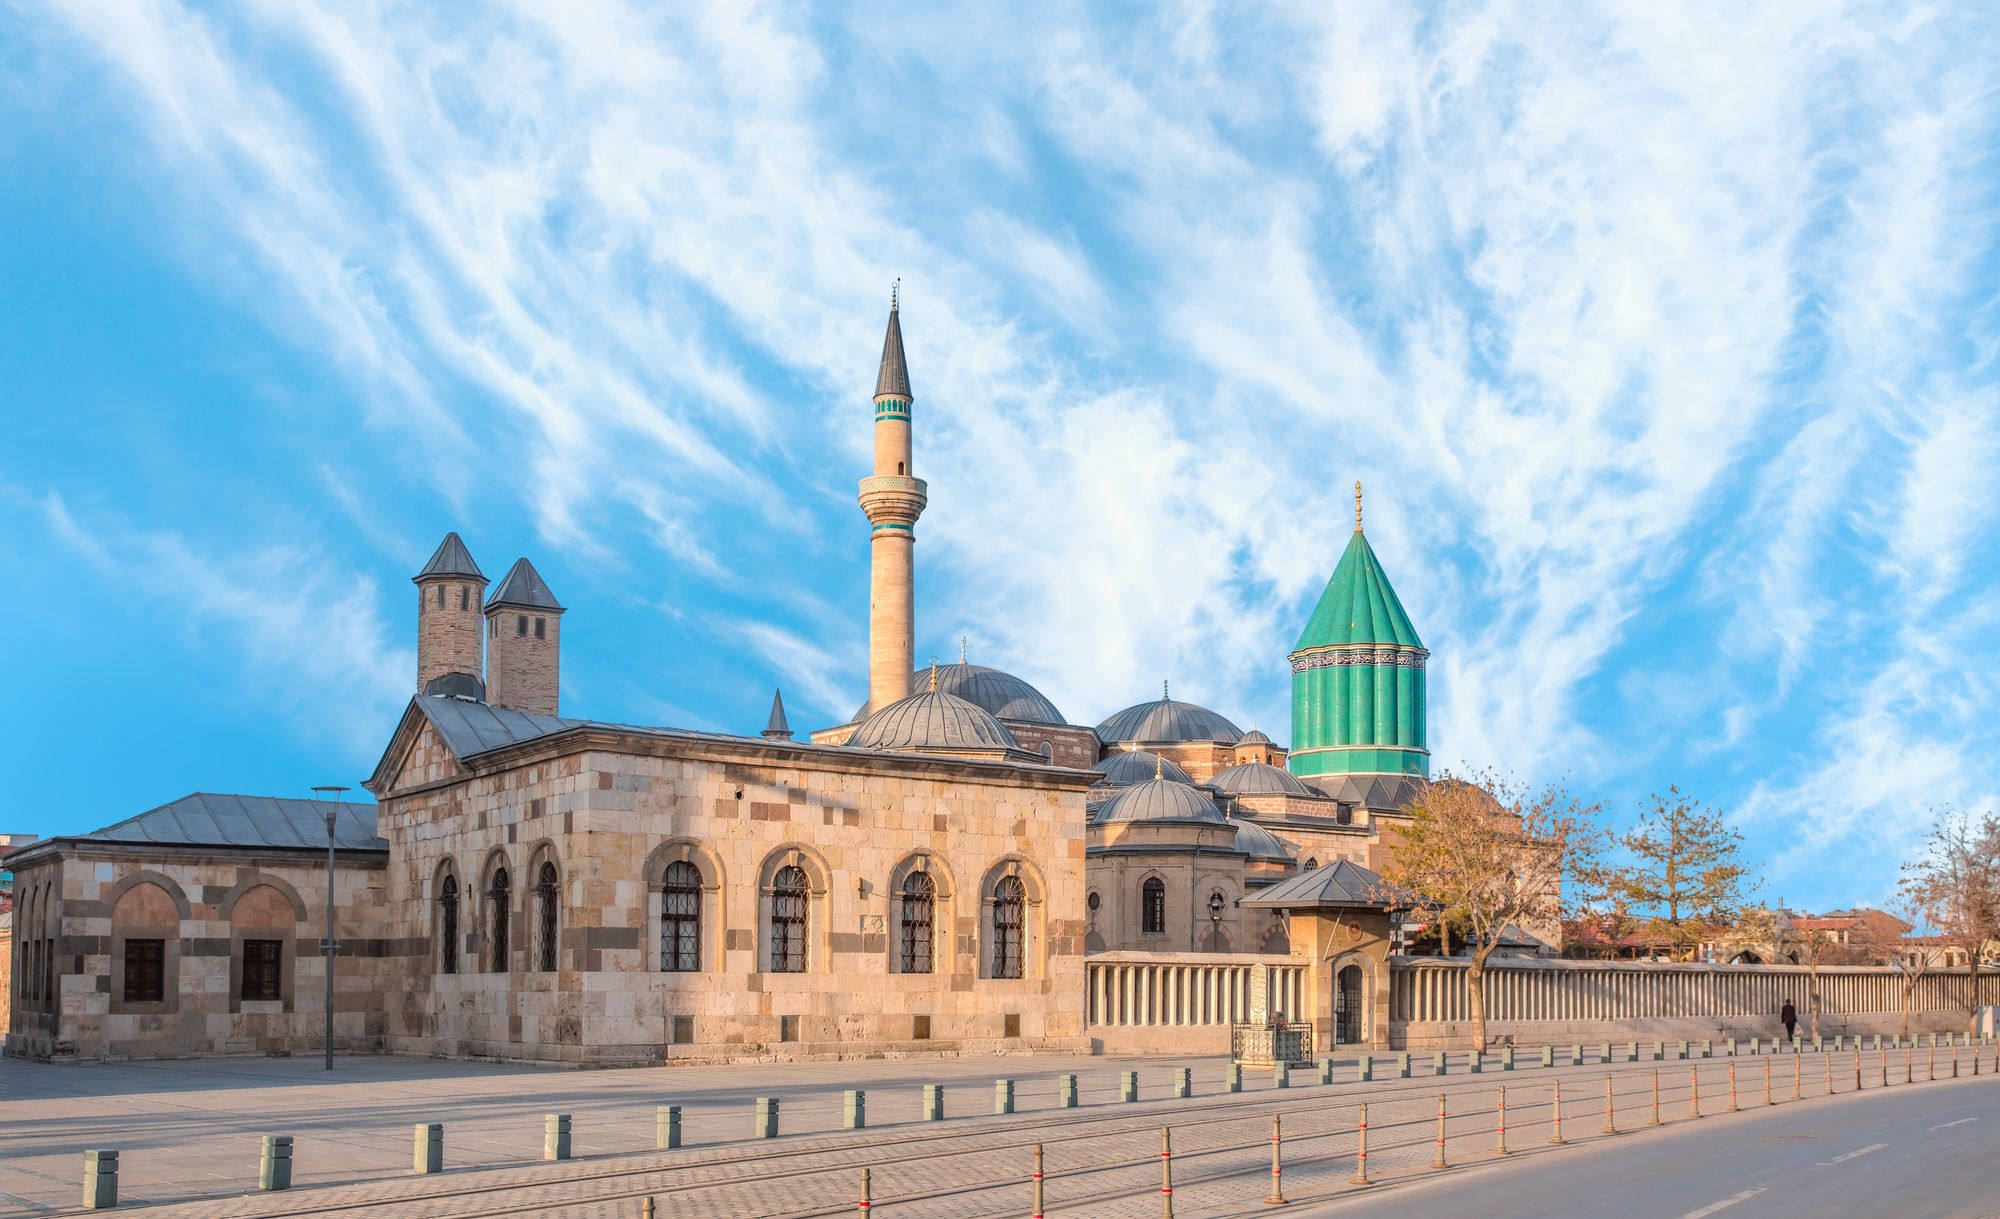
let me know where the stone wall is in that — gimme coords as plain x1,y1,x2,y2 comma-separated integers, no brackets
4,846,397,1062
1390,957,2000,1049
0,912,12,1037
1086,952,1307,1055
375,727,1093,1066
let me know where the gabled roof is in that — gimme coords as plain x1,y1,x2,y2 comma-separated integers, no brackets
62,793,385,853
1292,528,1422,652
1240,859,1424,910
486,557,563,611
410,695,580,759
875,295,911,400
416,532,484,582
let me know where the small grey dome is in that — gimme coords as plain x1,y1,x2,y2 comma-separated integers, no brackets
1091,750,1193,787
853,662,1066,725
1096,696,1244,745
423,671,487,701
1232,818,1295,862
847,689,1019,752
1092,779,1228,825
1239,729,1272,746
1210,761,1315,798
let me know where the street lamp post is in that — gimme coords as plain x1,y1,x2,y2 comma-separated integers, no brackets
311,785,350,1072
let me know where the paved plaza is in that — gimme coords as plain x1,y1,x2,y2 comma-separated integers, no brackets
2,1042,1992,1216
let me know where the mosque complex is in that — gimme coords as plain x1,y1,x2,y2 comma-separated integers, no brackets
5,297,1445,1065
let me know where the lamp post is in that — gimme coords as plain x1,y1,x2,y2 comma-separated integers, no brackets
311,785,350,1072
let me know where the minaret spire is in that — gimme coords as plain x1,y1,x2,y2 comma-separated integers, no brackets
762,689,793,740
858,285,927,714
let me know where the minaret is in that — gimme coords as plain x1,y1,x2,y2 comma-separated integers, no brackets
413,532,487,694
857,283,926,714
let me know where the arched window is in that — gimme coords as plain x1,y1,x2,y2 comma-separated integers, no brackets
771,865,808,973
900,871,935,974
661,860,701,972
488,867,510,972
536,861,560,972
1141,877,1167,935
438,875,459,975
992,877,1025,979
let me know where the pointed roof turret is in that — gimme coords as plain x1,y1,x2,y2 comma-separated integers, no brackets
486,558,563,611
1291,515,1422,651
762,689,793,740
874,281,912,400
415,531,484,583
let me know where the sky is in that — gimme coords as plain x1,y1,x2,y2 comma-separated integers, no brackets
2,2,1997,912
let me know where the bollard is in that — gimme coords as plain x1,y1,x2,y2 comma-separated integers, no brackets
643,1198,656,1219
1351,1102,1372,1186
1495,1085,1509,1156
413,1123,443,1174
1124,1070,1141,1102
1226,1064,1243,1094
1815,1034,1824,1053
1794,1053,1802,1100
1763,1058,1773,1106
1541,1045,1555,1069
1690,1066,1700,1119
1726,1038,1738,1058
858,1167,871,1216
995,1079,1015,1116
1032,1143,1046,1219
1627,1041,1639,1063
846,1089,868,1129
1826,1052,1834,1095
1834,1034,1845,1053
1601,1042,1613,1065
1551,1077,1566,1144
1872,1034,1882,1051
1855,1048,1863,1090
922,1085,944,1122
1649,1069,1661,1126
259,1135,294,1192
1651,1042,1663,1062
1906,1044,1914,1085
1469,1050,1482,1074
1174,1067,1192,1099
1569,1044,1582,1067
1603,1073,1615,1135
756,1097,781,1138
1272,1062,1289,1090
545,1113,573,1161
1318,1057,1335,1086
1060,1073,1080,1107
1397,1052,1412,1079
1160,1128,1175,1218
1356,1054,1373,1083
1503,1046,1515,1072
656,1105,682,1149
1434,1051,1448,1077
1266,1114,1285,1205
1434,1094,1449,1168
1728,1062,1739,1112
1929,1046,1936,1083
82,1150,118,1211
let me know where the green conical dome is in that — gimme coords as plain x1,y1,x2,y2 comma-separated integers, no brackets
1293,529,1422,651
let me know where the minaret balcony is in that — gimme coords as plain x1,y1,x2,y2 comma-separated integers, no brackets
858,475,928,524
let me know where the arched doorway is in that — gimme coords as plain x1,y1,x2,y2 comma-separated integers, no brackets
1335,963,1364,1046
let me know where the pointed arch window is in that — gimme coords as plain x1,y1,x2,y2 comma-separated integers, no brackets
992,876,1025,979
438,875,459,975
661,860,701,972
899,871,935,974
536,861,560,973
1141,877,1167,935
487,867,510,972
770,865,808,973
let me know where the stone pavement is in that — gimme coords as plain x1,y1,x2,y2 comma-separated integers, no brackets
3,1041,1988,1217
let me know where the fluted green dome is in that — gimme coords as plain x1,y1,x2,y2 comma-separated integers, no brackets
1292,529,1422,651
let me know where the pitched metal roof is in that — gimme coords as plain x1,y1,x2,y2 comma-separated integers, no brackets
763,689,793,740
486,557,563,611
71,793,385,852
874,296,911,400
1310,772,1422,812
414,695,581,757
1239,859,1423,910
415,532,484,582
1096,696,1244,745
1090,778,1228,826
1232,817,1296,862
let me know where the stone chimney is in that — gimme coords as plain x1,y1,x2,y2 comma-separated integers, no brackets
413,532,487,695
484,558,564,715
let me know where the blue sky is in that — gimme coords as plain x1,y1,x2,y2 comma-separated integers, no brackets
2,3,1996,911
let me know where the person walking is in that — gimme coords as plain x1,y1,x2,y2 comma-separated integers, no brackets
1780,999,1798,1042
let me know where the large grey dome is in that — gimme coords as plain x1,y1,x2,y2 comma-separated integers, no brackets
1092,750,1193,787
847,689,1019,752
853,663,1066,725
1097,695,1244,745
1091,779,1228,825
1210,761,1316,798
1232,818,1295,862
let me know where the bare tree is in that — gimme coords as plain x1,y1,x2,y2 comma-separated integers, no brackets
1379,770,1604,1053
1900,808,2000,1029
1604,788,1754,961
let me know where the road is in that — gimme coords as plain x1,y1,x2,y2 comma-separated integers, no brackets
1298,1073,2000,1219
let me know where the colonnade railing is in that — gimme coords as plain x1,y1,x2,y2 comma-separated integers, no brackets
1086,952,1305,1028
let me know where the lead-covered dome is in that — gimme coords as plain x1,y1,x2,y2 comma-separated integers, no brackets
847,689,1019,752
1232,818,1296,862
853,662,1066,724
1091,778,1228,825
1092,750,1193,787
1210,761,1316,798
1096,693,1244,745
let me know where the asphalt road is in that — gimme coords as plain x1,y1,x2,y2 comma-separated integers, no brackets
1296,1074,2000,1219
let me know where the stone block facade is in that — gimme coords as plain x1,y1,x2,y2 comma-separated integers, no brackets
416,578,485,690
485,609,560,715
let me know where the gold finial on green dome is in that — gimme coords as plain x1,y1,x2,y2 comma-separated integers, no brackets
1354,481,1364,532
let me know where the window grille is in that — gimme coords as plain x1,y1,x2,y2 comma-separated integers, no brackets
662,861,701,971
900,871,935,974
438,875,459,975
770,865,808,972
536,861,559,972
1142,877,1166,934
992,876,1025,979
240,939,282,1001
124,938,165,1003
488,868,510,971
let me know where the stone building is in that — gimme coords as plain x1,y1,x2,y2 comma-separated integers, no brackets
8,292,1445,1064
